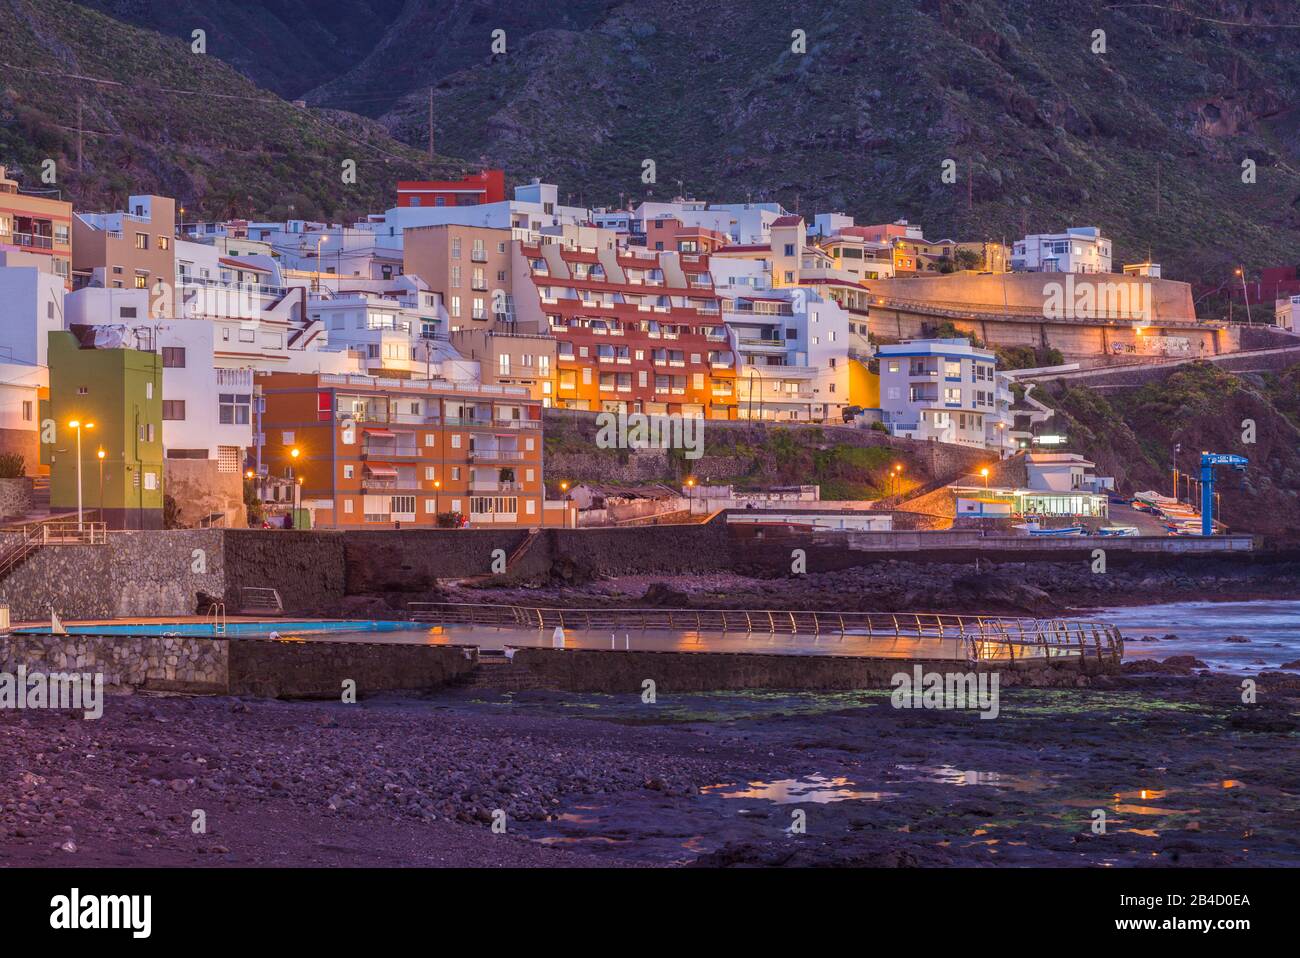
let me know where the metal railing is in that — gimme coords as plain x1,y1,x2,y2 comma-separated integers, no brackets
0,521,107,581
405,602,1123,664
239,587,283,615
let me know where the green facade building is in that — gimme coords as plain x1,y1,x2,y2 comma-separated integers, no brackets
43,330,164,529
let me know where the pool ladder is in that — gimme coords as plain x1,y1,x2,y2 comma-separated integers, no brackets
208,601,227,636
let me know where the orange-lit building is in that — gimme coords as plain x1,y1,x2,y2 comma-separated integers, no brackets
0,165,73,287
256,371,555,528
396,170,507,208
512,238,737,418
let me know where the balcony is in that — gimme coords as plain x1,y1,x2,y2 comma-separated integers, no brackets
363,443,419,458
8,231,53,250
470,249,488,262
470,479,522,493
468,448,525,462
215,368,254,388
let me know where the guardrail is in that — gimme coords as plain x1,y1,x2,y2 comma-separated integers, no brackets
406,602,1122,664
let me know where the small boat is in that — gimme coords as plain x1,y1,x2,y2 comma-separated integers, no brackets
1097,525,1139,536
1015,520,1085,536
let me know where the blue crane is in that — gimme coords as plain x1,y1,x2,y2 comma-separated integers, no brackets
1199,452,1248,536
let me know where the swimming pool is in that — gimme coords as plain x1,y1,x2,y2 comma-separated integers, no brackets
17,620,417,637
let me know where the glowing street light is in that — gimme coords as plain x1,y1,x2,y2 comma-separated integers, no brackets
68,419,95,529
980,466,990,489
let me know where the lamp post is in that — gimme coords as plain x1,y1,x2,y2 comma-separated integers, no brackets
685,475,696,513
892,463,903,496
433,479,442,524
1235,267,1252,325
1172,442,1181,500
97,447,105,521
68,419,95,531
289,447,301,528
980,466,990,489
559,481,570,528
315,234,330,293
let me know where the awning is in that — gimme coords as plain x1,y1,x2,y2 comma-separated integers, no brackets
364,463,397,477
363,428,396,438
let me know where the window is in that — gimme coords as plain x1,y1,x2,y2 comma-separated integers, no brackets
162,400,186,420
391,495,416,517
219,393,251,425
135,233,149,250
145,382,153,399
22,401,32,422
344,499,354,514
157,236,170,251
784,244,795,256
133,275,147,289
343,464,354,479
282,431,295,445
161,347,186,368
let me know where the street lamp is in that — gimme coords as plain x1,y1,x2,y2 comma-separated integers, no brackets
685,476,696,512
97,447,105,520
433,478,442,522
68,419,95,530
892,463,903,496
1235,267,1252,325
559,481,571,528
980,466,990,489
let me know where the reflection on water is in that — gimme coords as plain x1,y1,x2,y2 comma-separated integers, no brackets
896,764,1053,792
295,621,970,660
702,774,897,804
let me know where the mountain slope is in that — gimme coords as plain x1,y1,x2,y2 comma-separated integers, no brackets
376,0,1300,281
0,0,468,221
72,0,409,100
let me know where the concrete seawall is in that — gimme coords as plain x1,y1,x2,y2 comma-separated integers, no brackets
0,631,477,698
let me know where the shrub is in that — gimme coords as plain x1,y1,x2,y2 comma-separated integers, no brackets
0,453,24,478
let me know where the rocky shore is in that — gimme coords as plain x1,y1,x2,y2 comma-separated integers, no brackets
415,555,1300,618
3,662,1296,868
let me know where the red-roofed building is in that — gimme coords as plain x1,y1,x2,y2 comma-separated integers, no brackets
396,170,506,209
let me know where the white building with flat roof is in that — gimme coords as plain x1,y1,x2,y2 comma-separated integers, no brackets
877,339,1015,451
1012,227,1112,274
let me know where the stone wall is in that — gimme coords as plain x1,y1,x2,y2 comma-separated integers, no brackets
221,530,346,614
342,529,533,593
0,632,476,698
0,632,227,693
0,477,32,520
0,530,226,622
226,640,476,698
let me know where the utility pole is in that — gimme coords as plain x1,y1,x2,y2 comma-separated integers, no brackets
76,97,84,172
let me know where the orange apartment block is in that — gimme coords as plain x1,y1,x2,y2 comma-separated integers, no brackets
513,240,737,418
0,166,73,287
256,371,553,529
403,224,515,331
72,195,177,311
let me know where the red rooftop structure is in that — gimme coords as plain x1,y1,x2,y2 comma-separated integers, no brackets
396,170,506,208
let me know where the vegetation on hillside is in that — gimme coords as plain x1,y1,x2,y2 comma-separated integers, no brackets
0,0,470,220
1042,362,1300,538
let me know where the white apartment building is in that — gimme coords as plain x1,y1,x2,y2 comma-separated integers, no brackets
0,250,66,367
65,288,253,456
877,339,1015,451
1012,227,1113,273
711,256,853,421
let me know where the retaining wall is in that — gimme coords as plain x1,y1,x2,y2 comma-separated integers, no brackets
0,529,225,621
0,632,476,698
0,632,226,693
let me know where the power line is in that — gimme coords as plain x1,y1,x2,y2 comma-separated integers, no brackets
1103,4,1300,28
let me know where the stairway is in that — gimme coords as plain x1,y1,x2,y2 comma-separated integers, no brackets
452,655,545,692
